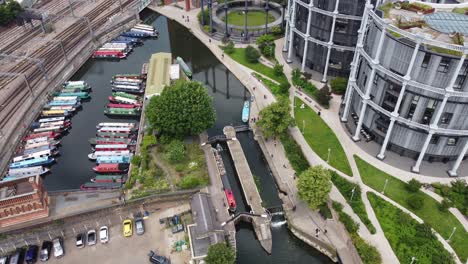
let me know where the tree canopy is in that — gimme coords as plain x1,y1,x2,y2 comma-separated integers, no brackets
298,166,332,209
0,1,22,26
145,80,216,138
257,98,295,138
205,243,236,264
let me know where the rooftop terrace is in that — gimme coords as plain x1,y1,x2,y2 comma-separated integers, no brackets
145,52,172,99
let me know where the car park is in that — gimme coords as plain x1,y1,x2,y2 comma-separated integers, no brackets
135,218,145,235
99,226,109,243
123,219,133,237
39,241,52,261
25,245,38,264
52,237,64,258
87,230,97,246
75,233,85,248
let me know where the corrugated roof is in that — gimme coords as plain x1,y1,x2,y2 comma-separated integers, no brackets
145,52,172,98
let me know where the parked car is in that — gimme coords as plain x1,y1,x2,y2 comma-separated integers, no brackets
52,237,64,258
25,245,38,264
99,226,109,243
135,218,145,235
123,219,132,237
87,230,96,246
75,233,85,248
0,256,7,264
39,241,52,261
148,250,170,264
8,249,23,264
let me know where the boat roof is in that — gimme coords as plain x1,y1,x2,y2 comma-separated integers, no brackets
146,52,172,98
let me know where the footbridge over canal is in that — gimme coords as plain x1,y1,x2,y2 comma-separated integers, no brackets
223,126,272,253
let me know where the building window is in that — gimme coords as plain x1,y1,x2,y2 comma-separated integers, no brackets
453,63,468,90
440,113,453,125
430,136,440,144
422,99,438,125
447,137,458,146
421,54,431,68
406,95,420,120
437,58,450,73
335,19,348,33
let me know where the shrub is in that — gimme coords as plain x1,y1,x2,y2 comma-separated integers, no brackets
179,175,202,189
351,234,382,264
407,194,424,210
315,85,332,107
131,155,141,166
330,77,348,94
406,179,422,192
271,26,283,36
318,203,332,219
0,1,23,27
273,62,284,76
261,45,275,58
203,25,210,33
198,9,210,26
438,198,452,212
165,140,186,163
256,34,275,58
245,45,261,63
279,82,290,95
333,201,359,233
280,133,309,175
223,41,235,54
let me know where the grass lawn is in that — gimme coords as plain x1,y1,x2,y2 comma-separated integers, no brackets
227,48,288,84
294,98,352,175
355,155,468,261
223,10,275,27
368,192,455,264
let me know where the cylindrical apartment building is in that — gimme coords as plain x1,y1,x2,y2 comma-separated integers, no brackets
340,2,468,176
283,0,375,82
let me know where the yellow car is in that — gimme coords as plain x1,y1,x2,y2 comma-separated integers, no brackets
123,219,133,237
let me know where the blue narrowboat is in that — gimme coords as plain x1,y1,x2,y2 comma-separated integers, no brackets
96,156,130,164
242,100,250,123
9,156,55,169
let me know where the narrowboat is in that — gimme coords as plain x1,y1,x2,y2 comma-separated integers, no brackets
98,126,135,134
176,57,192,79
47,100,81,107
242,100,250,123
101,42,130,49
96,122,137,129
94,144,129,151
88,137,135,146
112,92,140,99
80,182,122,190
23,144,57,154
112,81,142,87
112,77,142,84
111,85,144,94
92,163,129,173
38,117,66,123
7,166,50,178
41,110,70,117
63,81,88,88
44,106,77,112
33,126,67,134
96,156,130,164
108,96,142,106
53,92,90,100
9,156,55,169
112,74,141,80
60,87,90,93
91,175,126,183
120,30,154,38
224,189,237,212
13,149,58,163
96,131,134,139
53,96,79,101
130,28,158,37
104,108,140,117
133,23,156,31
87,150,131,160
106,103,139,109
25,136,60,146
92,50,126,59
213,147,237,212
31,120,71,129
24,132,60,141
113,36,143,45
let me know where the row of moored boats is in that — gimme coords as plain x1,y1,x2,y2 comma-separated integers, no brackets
3,81,91,182
92,24,158,59
104,74,146,117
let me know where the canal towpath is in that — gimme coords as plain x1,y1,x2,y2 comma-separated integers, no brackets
150,4,364,263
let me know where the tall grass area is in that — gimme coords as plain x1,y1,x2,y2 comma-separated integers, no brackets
330,171,376,234
279,133,309,175
355,155,468,261
294,98,352,175
368,193,455,264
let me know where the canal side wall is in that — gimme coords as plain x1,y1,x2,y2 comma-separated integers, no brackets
0,14,139,178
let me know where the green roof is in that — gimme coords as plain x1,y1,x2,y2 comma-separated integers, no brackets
145,52,172,98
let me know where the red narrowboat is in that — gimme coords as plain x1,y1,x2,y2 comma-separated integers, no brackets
92,163,129,173
106,103,138,109
92,50,126,59
224,189,237,212
24,132,61,141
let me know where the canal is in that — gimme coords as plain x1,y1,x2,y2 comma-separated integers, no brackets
45,9,331,263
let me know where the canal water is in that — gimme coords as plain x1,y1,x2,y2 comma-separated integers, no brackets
45,9,331,263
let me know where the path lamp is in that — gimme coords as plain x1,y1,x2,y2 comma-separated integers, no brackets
327,148,331,163
302,120,305,134
244,0,248,41
447,227,456,242
281,0,286,30
264,0,270,35
208,0,213,33
224,3,229,38
382,178,388,194
350,187,356,201
201,0,205,26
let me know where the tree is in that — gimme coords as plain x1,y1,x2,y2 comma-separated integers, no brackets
256,34,275,58
245,45,261,63
165,140,186,163
257,98,295,138
145,80,216,138
330,77,348,94
407,194,424,210
315,85,332,107
273,62,284,76
406,179,422,192
205,243,235,264
223,41,235,54
298,166,332,209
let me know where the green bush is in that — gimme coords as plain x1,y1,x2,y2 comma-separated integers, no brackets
438,198,452,212
0,1,23,27
351,234,382,264
198,9,209,26
407,194,424,210
271,25,283,36
223,41,235,54
330,171,376,234
333,201,360,234
245,45,261,63
179,175,202,189
141,134,157,150
256,34,275,58
432,180,468,216
273,62,284,76
406,179,422,192
279,133,309,175
330,77,347,94
368,192,454,264
131,155,141,166
318,203,332,219
165,140,186,163
315,85,332,108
